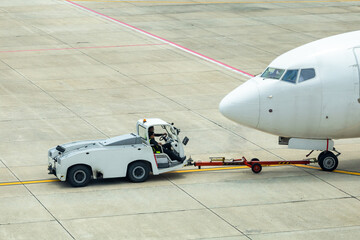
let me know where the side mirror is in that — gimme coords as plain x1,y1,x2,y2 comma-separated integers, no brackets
182,137,189,146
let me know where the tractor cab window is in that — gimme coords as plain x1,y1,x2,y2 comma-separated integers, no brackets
261,67,285,80
299,68,316,82
162,125,178,141
138,125,147,141
281,69,299,83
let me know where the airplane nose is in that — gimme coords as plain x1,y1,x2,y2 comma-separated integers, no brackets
219,80,260,128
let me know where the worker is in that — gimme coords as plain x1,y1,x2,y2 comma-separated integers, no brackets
149,132,161,154
148,126,171,150
149,132,185,162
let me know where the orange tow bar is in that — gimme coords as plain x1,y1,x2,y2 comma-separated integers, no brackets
192,156,317,173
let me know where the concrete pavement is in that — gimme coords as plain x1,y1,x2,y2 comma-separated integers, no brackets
1,0,360,239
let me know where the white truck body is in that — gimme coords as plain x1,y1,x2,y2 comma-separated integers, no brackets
48,118,189,186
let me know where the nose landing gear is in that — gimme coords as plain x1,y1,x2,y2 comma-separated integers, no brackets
282,137,341,172
317,149,341,171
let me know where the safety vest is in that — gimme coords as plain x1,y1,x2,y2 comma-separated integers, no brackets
149,139,161,153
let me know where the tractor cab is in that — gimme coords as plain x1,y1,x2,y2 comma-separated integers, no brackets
136,118,189,168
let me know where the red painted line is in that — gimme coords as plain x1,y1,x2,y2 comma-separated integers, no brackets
65,0,254,78
0,43,166,53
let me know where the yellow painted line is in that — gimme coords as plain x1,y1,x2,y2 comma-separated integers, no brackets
0,167,247,187
333,169,360,176
0,179,60,186
72,0,360,4
2,164,360,187
293,164,320,170
295,164,360,176
0,167,248,186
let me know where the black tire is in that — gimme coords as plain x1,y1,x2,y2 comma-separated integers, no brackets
67,165,92,187
251,158,260,162
317,151,325,161
318,151,338,171
127,162,150,183
251,163,262,174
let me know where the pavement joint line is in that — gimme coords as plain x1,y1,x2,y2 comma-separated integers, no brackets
209,196,355,211
296,165,360,202
0,159,75,239
166,176,252,240
246,224,360,236
0,219,58,227
2,209,208,226
50,208,207,222
194,234,245,240
0,43,167,53
0,108,190,123
64,0,254,78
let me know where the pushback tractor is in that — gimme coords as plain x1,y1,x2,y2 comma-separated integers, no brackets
48,118,189,187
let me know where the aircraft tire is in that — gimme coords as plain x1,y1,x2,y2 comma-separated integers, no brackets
317,151,325,161
318,151,338,171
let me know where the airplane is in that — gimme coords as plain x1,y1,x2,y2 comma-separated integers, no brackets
219,30,360,172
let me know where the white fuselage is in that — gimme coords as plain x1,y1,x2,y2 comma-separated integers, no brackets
220,31,360,140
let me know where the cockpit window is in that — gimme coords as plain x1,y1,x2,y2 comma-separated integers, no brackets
299,68,316,82
282,69,298,83
261,67,285,80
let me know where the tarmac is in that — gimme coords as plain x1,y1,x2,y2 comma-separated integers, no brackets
1,0,360,239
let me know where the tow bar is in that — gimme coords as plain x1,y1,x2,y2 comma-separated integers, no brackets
188,157,318,173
